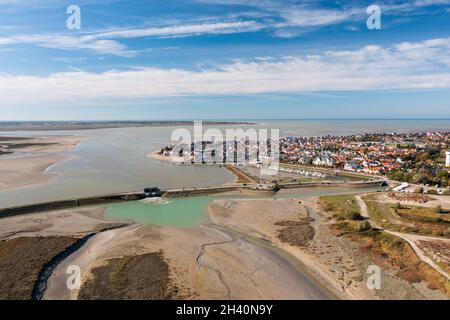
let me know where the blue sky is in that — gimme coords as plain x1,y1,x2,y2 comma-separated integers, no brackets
0,0,450,120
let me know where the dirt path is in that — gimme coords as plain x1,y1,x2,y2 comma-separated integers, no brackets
355,195,372,220
385,230,450,281
355,195,450,281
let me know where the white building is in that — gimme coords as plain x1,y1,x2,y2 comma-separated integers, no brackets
313,156,335,167
344,162,359,172
446,151,450,168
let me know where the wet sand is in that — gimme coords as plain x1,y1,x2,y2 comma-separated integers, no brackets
148,149,188,164
0,135,85,191
208,197,378,300
0,194,376,300
0,206,129,240
0,156,65,191
44,220,333,300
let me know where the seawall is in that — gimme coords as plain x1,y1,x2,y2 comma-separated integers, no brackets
0,192,145,218
0,180,385,218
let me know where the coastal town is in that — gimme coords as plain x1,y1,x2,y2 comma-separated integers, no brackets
159,131,450,192
280,131,450,185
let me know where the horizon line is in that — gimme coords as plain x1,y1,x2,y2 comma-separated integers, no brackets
2,118,450,122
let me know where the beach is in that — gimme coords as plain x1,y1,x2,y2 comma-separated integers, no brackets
38,204,334,300
208,197,376,300
0,135,85,191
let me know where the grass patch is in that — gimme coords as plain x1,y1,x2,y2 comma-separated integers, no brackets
320,195,372,235
395,205,450,224
364,195,450,238
362,194,399,226
320,195,363,221
334,220,372,234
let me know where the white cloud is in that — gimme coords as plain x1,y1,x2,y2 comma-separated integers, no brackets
0,21,262,55
196,0,450,30
414,0,450,6
1,37,450,107
92,21,262,39
276,9,355,27
0,34,136,56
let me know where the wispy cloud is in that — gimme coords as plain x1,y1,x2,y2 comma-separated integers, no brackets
92,21,263,39
0,33,135,56
0,21,263,56
1,37,450,106
196,0,450,31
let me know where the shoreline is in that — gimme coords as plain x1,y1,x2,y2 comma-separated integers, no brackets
148,149,175,163
0,121,256,132
0,135,86,191
148,150,253,184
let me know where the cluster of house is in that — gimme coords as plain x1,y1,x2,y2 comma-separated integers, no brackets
280,132,450,175
159,140,274,165
159,131,450,175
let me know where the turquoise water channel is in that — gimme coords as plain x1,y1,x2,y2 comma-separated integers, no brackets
105,187,385,228
106,197,213,228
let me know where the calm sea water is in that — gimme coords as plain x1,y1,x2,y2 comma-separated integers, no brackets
0,119,449,207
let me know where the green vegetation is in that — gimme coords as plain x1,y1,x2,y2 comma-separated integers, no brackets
363,194,450,238
387,149,450,187
271,183,281,192
320,195,370,234
322,192,450,295
334,220,371,233
362,194,399,226
349,230,450,296
320,195,363,221
395,205,450,223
